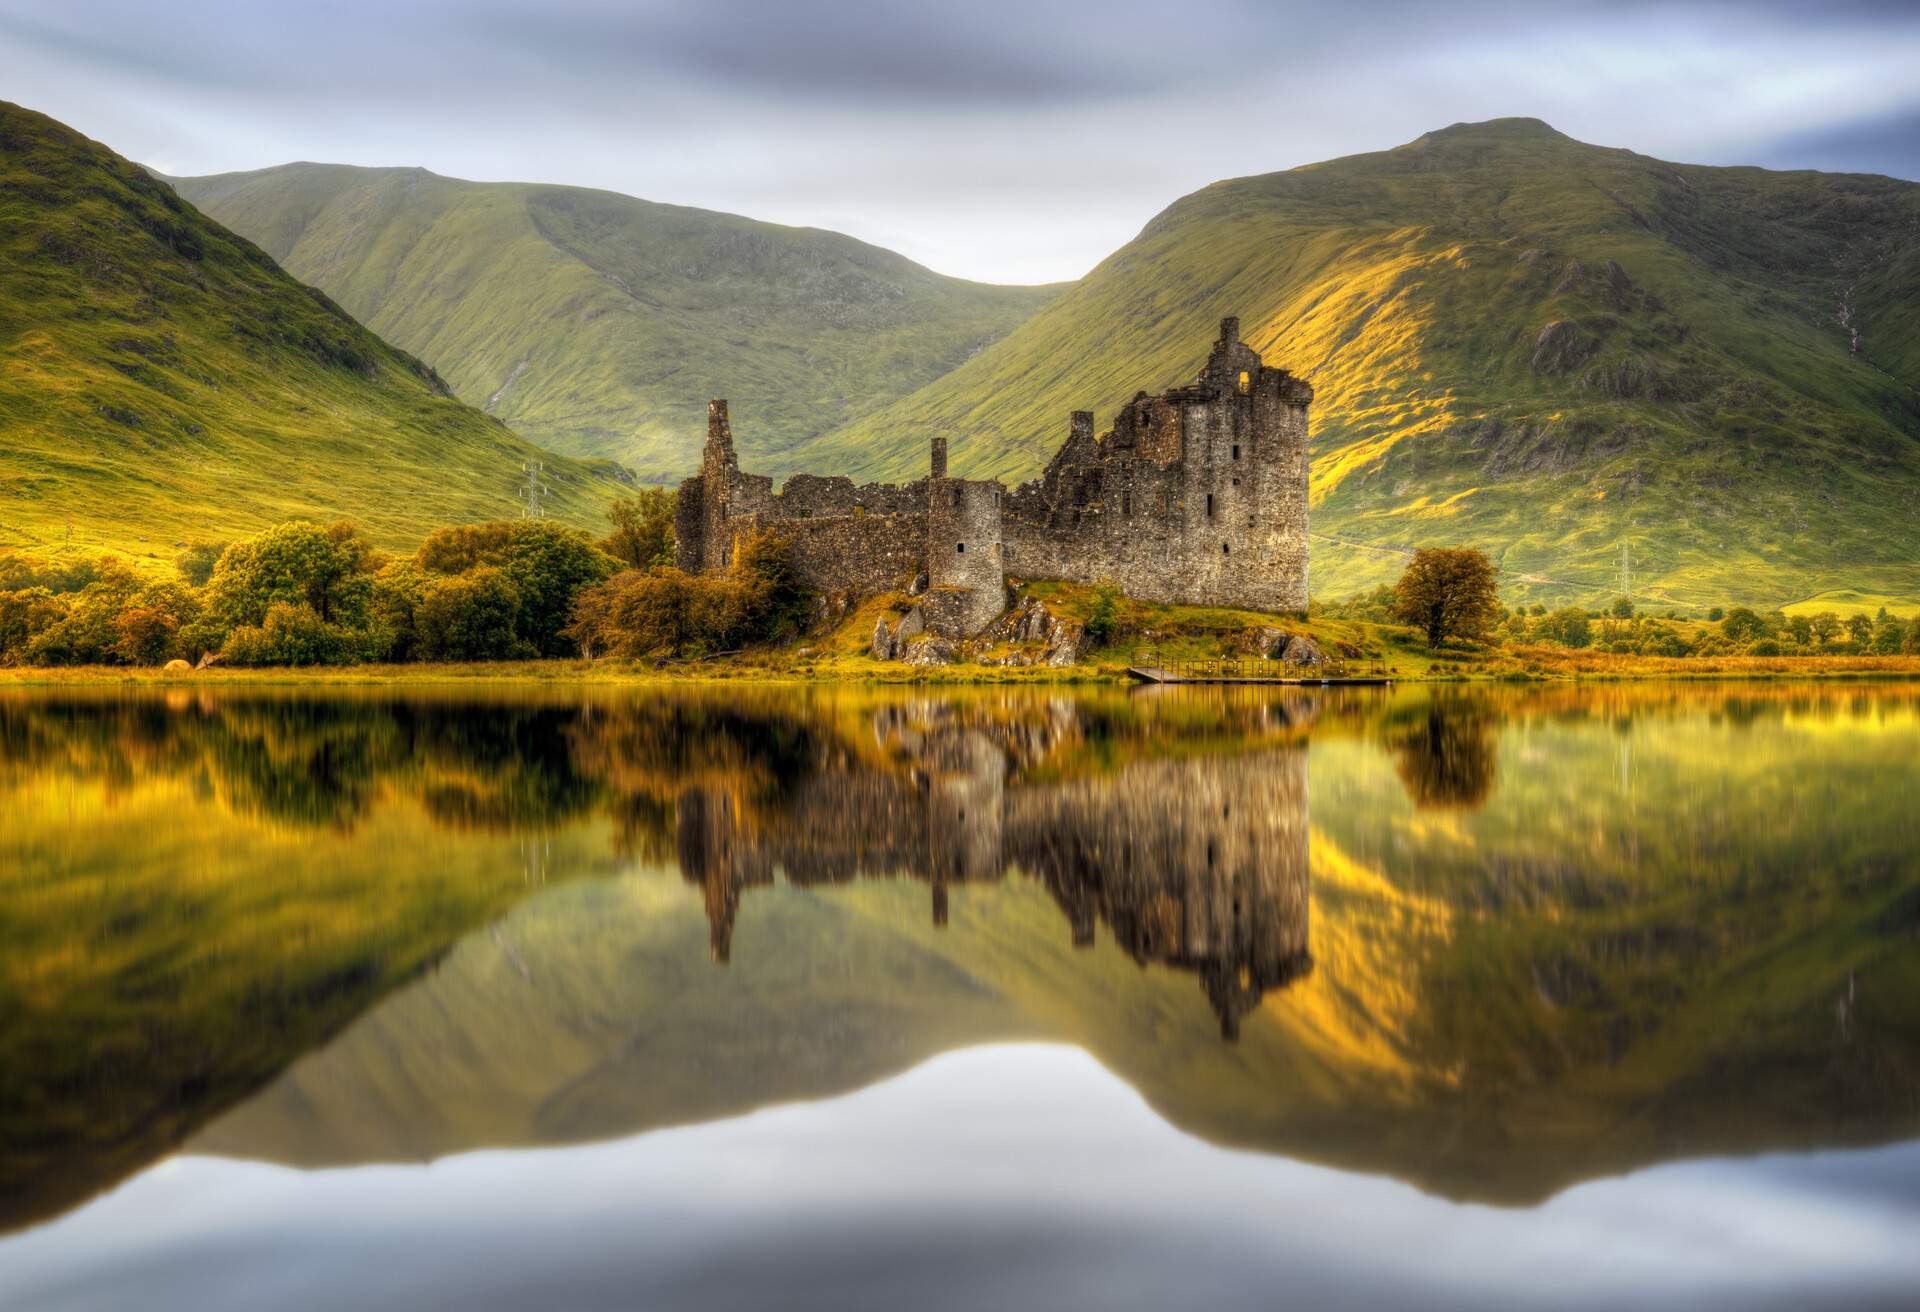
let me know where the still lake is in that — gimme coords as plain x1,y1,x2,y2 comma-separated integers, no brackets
1,681,1917,1310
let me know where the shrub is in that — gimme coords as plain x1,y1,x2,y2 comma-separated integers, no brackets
222,602,363,666
417,520,617,656
0,588,68,664
1534,607,1592,649
1084,583,1121,647
566,529,810,660
415,567,526,661
1747,638,1782,657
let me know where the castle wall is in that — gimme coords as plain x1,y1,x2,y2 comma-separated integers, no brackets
731,510,926,596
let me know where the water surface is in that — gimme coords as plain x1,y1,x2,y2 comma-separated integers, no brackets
2,682,1917,1309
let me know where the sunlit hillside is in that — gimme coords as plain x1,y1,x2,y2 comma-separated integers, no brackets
793,119,1920,608
169,163,1062,480
0,104,627,564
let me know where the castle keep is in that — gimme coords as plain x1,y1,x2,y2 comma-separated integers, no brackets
675,318,1313,633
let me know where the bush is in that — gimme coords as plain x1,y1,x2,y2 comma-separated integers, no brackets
603,489,677,571
1719,607,1769,642
0,587,68,664
1534,607,1592,649
415,567,526,661
567,528,810,660
1747,638,1782,657
222,602,364,666
1084,583,1120,647
417,520,617,656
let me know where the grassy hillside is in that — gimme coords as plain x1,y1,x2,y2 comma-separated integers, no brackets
795,119,1920,609
0,103,627,565
169,163,1060,480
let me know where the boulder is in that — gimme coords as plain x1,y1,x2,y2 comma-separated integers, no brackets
1231,625,1289,659
1043,620,1087,667
906,572,929,597
870,618,893,661
162,659,192,674
902,637,959,667
896,605,926,641
1279,635,1327,666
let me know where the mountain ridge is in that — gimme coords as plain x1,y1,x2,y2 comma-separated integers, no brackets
168,161,1063,479
0,102,626,560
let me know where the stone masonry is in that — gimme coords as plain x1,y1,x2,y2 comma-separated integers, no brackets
675,318,1313,635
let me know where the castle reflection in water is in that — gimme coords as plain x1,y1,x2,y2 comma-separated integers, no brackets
677,699,1314,1038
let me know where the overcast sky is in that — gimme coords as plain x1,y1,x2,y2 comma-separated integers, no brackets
3,1,1918,283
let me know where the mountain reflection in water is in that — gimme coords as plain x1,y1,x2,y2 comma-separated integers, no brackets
2,683,1917,1290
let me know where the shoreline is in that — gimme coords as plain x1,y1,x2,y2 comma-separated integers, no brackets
3,654,1919,688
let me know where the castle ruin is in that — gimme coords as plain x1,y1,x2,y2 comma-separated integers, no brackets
675,318,1313,633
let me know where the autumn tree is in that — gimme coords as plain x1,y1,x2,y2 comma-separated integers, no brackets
1391,547,1500,648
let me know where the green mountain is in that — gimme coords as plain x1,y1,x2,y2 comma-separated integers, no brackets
168,162,1061,481
792,119,1920,609
0,103,625,563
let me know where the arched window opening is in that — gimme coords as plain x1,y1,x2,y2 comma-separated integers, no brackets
1222,541,1230,555
1205,493,1214,518
1237,371,1250,394
956,542,965,553
1232,443,1241,460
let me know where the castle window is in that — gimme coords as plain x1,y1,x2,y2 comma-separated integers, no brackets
956,542,965,553
1122,492,1131,517
1232,443,1240,460
1222,542,1230,555
1205,493,1214,518
951,487,962,507
1237,371,1250,395
1232,477,1240,487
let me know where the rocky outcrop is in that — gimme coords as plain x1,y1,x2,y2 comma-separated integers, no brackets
1531,320,1600,375
871,593,1088,668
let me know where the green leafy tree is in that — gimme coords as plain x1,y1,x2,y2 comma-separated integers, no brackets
0,588,67,664
417,520,617,656
1870,615,1905,655
222,601,364,666
175,541,226,587
1719,607,1769,642
1534,607,1592,649
1391,547,1500,648
1843,614,1873,648
367,560,431,662
415,567,525,661
206,521,378,632
604,489,677,571
1609,595,1634,619
1904,618,1920,655
1707,606,1725,622
1810,611,1842,647
1783,614,1813,647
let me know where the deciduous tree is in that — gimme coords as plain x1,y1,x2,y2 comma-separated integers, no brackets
1391,547,1500,648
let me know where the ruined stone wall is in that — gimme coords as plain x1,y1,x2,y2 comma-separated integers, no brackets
731,510,926,596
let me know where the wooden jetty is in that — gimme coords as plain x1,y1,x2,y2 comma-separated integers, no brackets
1127,651,1394,687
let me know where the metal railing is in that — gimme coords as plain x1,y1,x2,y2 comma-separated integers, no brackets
1133,649,1392,681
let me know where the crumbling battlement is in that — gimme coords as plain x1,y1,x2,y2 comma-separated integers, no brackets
675,318,1312,636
